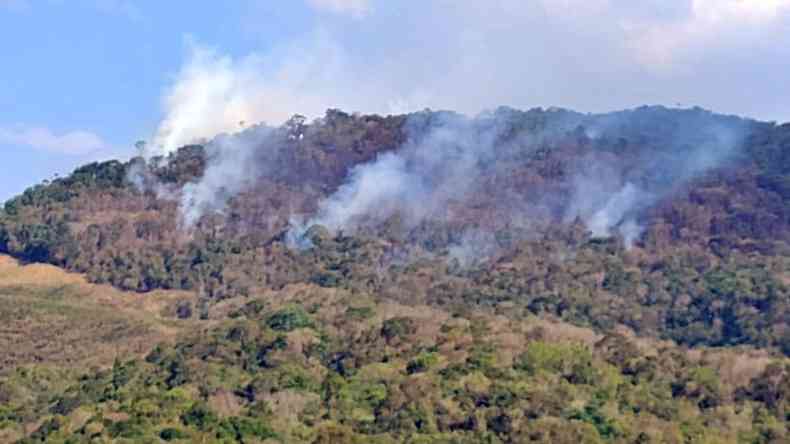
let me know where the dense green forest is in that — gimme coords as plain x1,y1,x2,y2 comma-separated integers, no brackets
1,106,790,442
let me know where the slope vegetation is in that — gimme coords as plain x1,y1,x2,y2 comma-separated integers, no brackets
2,274,788,443
1,106,790,442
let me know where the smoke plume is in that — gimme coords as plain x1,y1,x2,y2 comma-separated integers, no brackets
179,124,279,227
288,109,548,245
563,108,748,246
146,0,789,156
150,39,349,155
288,106,750,250
161,102,750,257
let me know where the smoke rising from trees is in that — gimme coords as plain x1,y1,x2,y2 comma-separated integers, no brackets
160,105,750,255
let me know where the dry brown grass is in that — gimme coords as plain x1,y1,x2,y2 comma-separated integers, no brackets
698,349,775,395
264,389,321,439
0,254,197,374
529,318,601,346
0,255,84,287
208,389,244,418
0,428,23,443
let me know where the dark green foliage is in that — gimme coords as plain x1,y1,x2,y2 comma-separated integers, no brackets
181,403,218,431
217,417,277,442
566,403,621,440
159,427,190,441
107,418,146,439
266,307,313,332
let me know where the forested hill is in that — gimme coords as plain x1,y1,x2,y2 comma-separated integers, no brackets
2,106,790,442
3,106,790,351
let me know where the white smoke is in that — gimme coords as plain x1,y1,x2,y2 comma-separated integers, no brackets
286,106,750,250
587,183,644,238
147,0,790,157
618,219,642,249
447,229,499,267
564,160,652,246
564,110,748,247
150,37,349,155
288,111,515,244
178,125,277,227
308,152,424,232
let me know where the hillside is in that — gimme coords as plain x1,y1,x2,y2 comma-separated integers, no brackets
1,106,790,442
0,254,200,442
0,255,195,373
0,253,787,443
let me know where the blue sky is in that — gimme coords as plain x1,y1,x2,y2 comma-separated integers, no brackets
2,0,790,202
0,1,315,200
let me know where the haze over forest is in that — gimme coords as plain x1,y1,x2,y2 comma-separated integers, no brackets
2,1,790,443
2,0,790,201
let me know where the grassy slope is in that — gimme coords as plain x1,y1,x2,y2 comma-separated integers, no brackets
0,254,197,374
0,254,200,442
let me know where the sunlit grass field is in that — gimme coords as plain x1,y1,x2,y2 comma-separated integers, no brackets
0,255,193,374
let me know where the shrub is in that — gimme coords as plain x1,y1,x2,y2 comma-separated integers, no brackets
266,307,313,332
159,427,190,441
217,417,277,442
346,306,375,320
407,352,440,374
181,403,218,431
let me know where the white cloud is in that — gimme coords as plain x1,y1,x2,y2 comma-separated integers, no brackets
150,0,790,153
306,0,370,18
0,125,109,156
694,0,789,22
615,0,790,68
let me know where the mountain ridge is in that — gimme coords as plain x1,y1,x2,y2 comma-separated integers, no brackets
2,105,790,351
